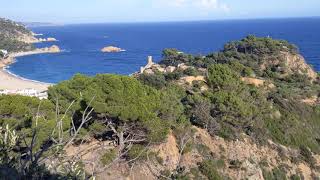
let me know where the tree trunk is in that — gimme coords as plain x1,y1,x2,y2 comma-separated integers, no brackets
118,131,124,152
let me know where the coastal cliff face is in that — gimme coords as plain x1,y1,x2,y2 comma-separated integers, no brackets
15,31,39,44
282,52,318,80
260,51,318,80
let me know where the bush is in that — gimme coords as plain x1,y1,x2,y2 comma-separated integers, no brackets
101,149,117,165
165,70,184,81
138,72,167,89
207,64,240,90
183,67,198,76
160,49,192,66
127,144,148,161
198,160,223,180
262,167,287,180
89,121,106,136
300,146,316,167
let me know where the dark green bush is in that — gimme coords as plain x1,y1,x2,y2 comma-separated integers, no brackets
183,67,198,76
138,72,167,89
207,64,240,90
127,144,148,161
198,160,223,180
101,149,117,165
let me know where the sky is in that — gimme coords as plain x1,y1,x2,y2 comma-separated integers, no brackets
0,0,319,23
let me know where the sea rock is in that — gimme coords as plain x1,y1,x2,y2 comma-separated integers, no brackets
101,46,125,53
38,38,46,42
46,37,57,42
45,45,60,53
36,37,58,42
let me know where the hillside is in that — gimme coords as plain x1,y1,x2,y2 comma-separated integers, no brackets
0,36,319,179
0,18,35,52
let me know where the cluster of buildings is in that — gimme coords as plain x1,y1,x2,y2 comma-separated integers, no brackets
0,88,48,99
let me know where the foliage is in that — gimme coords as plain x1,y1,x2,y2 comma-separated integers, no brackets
0,95,63,150
48,74,185,152
101,149,117,165
223,35,298,56
138,72,167,89
198,160,223,180
0,34,34,52
262,167,287,180
183,67,198,76
299,146,316,167
207,64,240,90
0,124,75,179
127,144,148,161
160,49,193,66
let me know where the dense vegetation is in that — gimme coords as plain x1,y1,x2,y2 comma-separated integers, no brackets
0,18,34,52
0,35,319,179
158,36,320,151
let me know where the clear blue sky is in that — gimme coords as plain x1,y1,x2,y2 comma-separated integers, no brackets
1,0,320,23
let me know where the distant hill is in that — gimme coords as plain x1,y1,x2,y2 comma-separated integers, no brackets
0,18,35,52
23,22,64,27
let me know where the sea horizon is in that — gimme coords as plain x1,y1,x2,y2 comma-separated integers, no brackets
24,16,320,27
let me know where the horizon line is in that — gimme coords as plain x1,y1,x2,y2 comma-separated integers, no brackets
22,16,320,26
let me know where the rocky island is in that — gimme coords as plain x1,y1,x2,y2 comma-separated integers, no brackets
101,46,125,53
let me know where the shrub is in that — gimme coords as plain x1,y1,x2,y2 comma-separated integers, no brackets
127,144,148,161
165,70,184,81
138,72,167,89
262,167,287,180
207,64,240,90
198,160,223,180
300,146,316,167
88,121,106,136
101,149,117,165
160,49,192,66
183,67,198,76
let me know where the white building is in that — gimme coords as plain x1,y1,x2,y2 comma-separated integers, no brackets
0,49,8,58
0,89,10,95
0,88,48,99
16,88,38,96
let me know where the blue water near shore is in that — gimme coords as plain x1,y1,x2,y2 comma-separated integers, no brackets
8,18,320,83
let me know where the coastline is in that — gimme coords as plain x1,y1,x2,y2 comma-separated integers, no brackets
0,47,60,92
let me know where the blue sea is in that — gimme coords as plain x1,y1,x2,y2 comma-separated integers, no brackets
8,18,320,83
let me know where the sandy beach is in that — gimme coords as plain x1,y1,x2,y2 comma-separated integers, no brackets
0,46,60,92
0,68,50,91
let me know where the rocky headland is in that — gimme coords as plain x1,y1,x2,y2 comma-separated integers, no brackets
0,45,61,67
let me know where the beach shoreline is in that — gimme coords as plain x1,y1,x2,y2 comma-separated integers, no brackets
0,46,60,92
